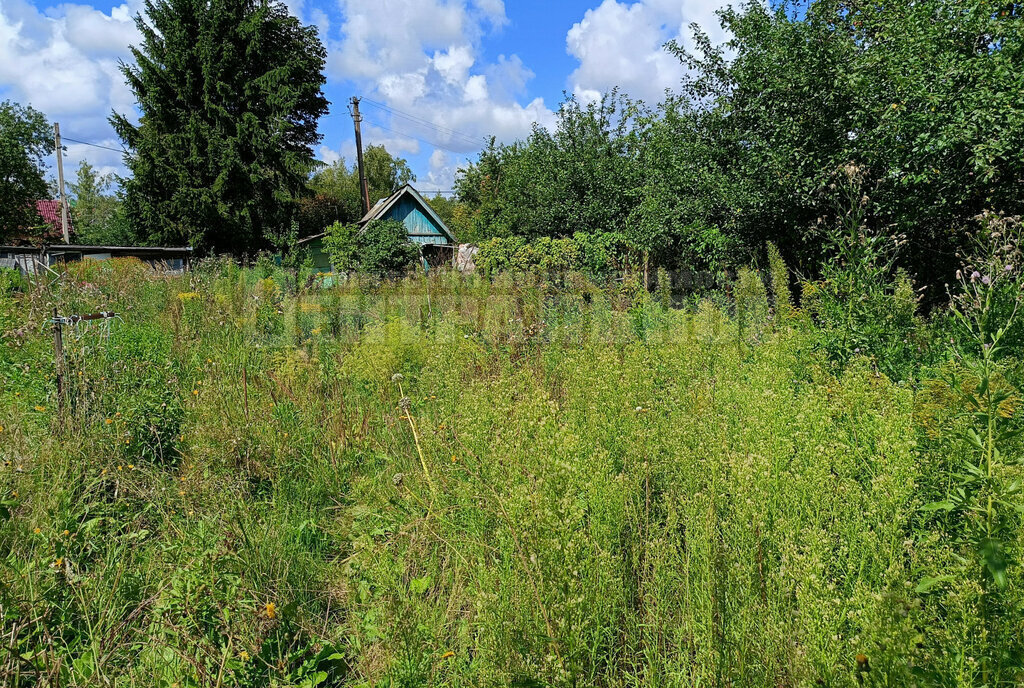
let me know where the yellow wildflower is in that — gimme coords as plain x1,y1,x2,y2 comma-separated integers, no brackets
51,557,63,568
240,651,250,661
441,651,455,659
0,425,4,433
34,405,46,412
33,527,41,534
192,390,199,396
127,464,134,469
63,529,70,536
264,602,277,619
105,418,113,425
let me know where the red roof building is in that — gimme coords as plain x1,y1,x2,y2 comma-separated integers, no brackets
33,200,72,241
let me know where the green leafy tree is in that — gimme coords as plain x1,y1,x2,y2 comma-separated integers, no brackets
669,0,1024,291
302,147,415,237
456,95,642,247
68,160,131,245
362,145,415,206
112,0,328,253
0,101,53,241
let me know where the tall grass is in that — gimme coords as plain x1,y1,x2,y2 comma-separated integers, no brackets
0,259,1021,687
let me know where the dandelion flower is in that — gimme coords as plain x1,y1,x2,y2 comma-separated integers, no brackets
34,405,46,412
118,465,123,471
33,527,41,534
127,464,134,469
0,425,4,433
451,455,458,464
51,557,63,568
264,602,277,619
192,390,199,396
63,529,70,536
441,651,455,659
240,651,250,661
105,418,113,425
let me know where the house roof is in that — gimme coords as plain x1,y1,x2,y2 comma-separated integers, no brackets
358,184,457,244
35,200,72,236
6,200,71,245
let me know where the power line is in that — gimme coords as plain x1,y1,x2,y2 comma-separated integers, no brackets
360,118,474,157
361,98,488,147
61,136,128,155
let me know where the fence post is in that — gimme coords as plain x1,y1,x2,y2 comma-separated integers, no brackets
52,308,65,425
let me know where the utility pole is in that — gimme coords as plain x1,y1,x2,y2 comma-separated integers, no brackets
53,123,70,243
350,97,371,216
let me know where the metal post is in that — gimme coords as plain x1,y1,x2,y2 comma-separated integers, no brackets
52,308,65,423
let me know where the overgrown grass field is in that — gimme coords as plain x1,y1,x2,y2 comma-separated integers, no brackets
1,258,1022,687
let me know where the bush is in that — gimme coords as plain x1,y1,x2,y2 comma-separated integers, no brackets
475,231,630,276
323,219,420,277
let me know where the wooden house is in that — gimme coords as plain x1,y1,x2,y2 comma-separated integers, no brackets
298,184,457,272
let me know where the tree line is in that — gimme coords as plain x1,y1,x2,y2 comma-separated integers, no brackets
2,0,1023,296
455,0,1024,296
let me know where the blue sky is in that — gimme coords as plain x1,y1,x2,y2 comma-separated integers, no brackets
0,0,728,195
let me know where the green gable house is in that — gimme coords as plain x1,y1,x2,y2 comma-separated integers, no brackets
299,184,458,273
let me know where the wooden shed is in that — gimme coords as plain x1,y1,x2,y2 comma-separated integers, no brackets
298,184,458,272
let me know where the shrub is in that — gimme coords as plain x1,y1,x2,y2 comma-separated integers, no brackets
323,219,420,277
475,231,629,276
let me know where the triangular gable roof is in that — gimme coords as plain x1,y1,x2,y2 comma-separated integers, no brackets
358,184,457,244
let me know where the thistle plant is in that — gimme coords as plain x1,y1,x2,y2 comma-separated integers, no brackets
930,211,1024,683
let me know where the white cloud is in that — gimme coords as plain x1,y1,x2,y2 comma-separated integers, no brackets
0,0,140,119
420,148,458,193
328,0,554,158
0,0,140,180
566,0,725,105
318,145,342,166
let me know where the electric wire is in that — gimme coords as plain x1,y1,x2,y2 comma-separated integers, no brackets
61,136,129,155
360,98,488,147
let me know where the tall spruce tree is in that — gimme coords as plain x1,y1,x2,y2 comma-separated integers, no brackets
111,0,328,253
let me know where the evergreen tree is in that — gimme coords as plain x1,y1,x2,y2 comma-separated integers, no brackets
112,0,328,253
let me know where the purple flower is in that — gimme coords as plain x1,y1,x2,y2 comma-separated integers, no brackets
1006,265,1013,272
982,275,991,285
854,348,860,354
971,271,981,282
